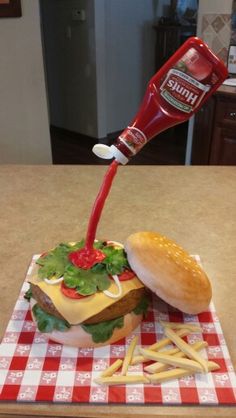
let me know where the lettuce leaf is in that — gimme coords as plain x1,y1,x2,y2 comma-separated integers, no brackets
36,243,72,279
63,264,110,296
32,303,70,333
24,286,32,301
82,317,124,343
133,295,149,317
92,245,129,275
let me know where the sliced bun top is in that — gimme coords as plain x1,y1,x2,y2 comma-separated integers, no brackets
125,231,212,314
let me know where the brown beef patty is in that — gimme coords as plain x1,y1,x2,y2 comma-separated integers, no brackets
31,283,146,325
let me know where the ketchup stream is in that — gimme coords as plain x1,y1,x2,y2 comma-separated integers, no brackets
69,160,119,269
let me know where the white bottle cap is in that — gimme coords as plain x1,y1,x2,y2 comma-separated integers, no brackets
110,145,129,165
92,143,129,165
92,144,113,159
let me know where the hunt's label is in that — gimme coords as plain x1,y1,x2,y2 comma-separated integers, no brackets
119,126,147,155
160,69,210,113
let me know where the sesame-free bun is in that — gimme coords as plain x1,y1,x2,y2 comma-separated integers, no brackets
30,298,142,348
125,231,212,314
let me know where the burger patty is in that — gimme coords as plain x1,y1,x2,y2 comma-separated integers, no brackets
31,283,146,325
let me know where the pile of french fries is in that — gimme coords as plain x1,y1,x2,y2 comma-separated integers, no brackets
95,321,220,386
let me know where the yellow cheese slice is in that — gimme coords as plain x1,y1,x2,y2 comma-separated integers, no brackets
28,263,144,325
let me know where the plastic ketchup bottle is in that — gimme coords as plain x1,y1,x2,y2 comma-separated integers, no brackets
93,37,228,164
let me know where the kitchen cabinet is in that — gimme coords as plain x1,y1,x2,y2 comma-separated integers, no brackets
191,85,236,165
154,24,196,70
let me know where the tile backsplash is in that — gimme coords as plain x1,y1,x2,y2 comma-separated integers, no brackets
201,14,231,63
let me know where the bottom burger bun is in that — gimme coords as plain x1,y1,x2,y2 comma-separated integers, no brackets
125,231,212,315
30,298,142,348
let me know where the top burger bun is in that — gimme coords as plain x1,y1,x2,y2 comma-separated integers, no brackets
125,231,212,314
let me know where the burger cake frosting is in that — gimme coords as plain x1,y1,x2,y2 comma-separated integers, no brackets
26,232,212,347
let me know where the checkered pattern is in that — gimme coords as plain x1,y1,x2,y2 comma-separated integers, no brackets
0,255,235,405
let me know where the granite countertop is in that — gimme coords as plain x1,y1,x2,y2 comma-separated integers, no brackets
216,83,236,96
0,165,235,418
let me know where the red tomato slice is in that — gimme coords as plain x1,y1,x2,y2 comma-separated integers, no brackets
60,281,87,299
118,270,136,281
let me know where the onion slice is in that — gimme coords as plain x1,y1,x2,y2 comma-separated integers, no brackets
106,240,124,249
44,277,64,285
103,275,122,299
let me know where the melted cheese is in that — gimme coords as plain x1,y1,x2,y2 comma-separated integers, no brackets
28,263,144,325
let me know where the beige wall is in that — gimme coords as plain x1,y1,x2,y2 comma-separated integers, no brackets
197,0,233,36
0,0,52,164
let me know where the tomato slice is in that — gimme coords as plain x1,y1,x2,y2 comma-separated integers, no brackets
60,281,87,299
118,270,136,281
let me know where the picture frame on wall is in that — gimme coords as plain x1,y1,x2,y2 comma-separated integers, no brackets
227,45,236,75
170,0,198,24
0,0,21,18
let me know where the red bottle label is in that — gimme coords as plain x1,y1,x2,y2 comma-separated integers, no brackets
119,126,147,155
160,69,209,113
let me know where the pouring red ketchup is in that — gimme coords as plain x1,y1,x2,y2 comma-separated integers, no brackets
69,160,118,268
70,37,228,268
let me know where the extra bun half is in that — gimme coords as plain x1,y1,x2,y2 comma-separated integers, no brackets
30,298,142,348
125,231,212,314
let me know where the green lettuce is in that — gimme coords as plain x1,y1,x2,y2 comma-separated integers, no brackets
36,243,72,280
82,317,124,343
24,286,32,301
63,264,110,296
133,295,149,317
35,240,131,297
32,303,70,333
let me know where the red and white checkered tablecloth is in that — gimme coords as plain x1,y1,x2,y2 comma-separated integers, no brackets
0,255,235,405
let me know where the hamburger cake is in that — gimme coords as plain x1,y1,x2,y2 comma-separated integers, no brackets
25,239,147,347
25,232,212,348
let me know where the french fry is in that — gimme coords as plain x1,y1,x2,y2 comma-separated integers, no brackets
144,340,208,374
160,320,202,332
131,328,190,365
164,327,209,372
148,328,190,350
94,320,217,387
95,375,149,386
131,355,150,365
121,336,138,375
100,359,123,377
147,361,220,384
139,348,204,373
